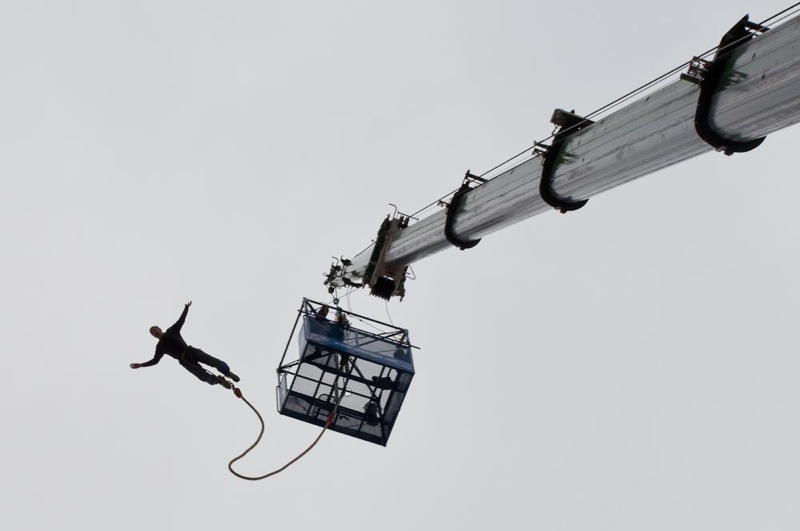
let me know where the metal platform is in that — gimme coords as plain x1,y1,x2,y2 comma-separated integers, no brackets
276,299,415,446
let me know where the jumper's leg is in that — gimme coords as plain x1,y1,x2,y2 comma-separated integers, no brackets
189,347,239,382
179,359,219,385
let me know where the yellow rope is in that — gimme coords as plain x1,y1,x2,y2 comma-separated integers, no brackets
227,386,343,481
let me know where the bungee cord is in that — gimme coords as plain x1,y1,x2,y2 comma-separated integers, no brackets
227,384,345,481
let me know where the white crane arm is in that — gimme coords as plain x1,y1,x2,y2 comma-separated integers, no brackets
327,13,800,299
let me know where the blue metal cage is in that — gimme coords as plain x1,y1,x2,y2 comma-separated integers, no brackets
276,299,415,446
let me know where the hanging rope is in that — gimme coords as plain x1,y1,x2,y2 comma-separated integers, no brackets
227,385,344,481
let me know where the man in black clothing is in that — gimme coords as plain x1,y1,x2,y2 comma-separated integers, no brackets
130,301,240,389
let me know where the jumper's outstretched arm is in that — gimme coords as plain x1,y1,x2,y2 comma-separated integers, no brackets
130,350,164,369
170,301,192,333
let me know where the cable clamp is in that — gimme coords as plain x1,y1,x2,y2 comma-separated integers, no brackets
685,15,769,155
539,109,593,213
680,56,712,85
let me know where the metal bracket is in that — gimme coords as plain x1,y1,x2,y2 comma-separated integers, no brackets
680,56,712,85
324,211,412,300
540,109,594,213
444,170,486,250
362,215,411,300
689,15,769,155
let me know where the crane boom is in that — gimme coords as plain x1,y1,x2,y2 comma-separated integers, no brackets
326,11,800,299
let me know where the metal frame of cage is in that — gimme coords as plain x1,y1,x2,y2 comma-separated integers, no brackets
276,298,415,446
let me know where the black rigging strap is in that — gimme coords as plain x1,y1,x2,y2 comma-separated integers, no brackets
444,171,485,250
691,15,769,155
539,110,594,213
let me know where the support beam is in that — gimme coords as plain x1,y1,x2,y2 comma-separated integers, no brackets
338,13,800,290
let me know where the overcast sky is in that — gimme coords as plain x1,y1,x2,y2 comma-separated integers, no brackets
3,1,800,529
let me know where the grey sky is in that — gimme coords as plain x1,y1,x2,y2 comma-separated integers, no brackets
2,1,799,529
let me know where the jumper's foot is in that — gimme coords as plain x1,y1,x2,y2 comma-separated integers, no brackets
215,375,232,389
226,371,240,383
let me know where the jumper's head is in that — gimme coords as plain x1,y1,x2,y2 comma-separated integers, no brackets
149,326,164,339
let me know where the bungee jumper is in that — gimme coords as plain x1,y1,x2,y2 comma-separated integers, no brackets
130,301,240,389
126,298,412,480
